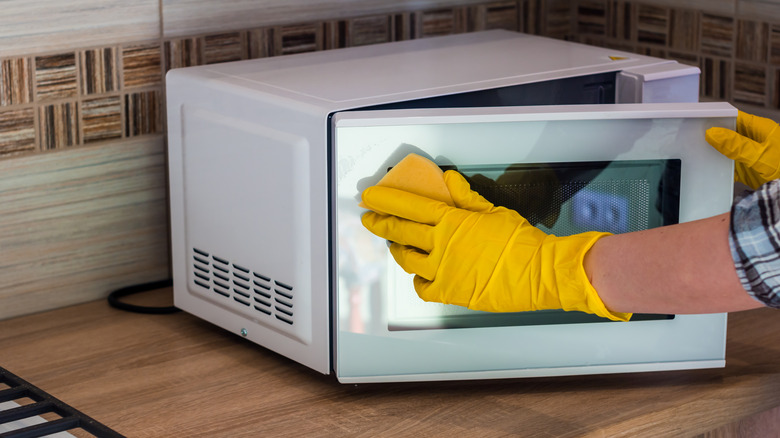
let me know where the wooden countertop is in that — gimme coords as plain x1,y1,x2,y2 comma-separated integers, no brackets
2,288,780,437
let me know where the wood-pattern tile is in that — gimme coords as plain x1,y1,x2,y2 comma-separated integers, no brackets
772,24,780,65
322,20,348,50
34,53,78,101
738,0,780,22
736,19,769,63
203,32,247,65
124,90,162,137
774,68,780,109
248,28,275,59
350,15,392,47
80,48,119,95
0,108,35,156
161,0,493,39
461,2,519,33
0,0,159,58
164,38,203,71
608,1,633,41
670,9,700,52
637,4,668,46
393,12,415,41
122,44,162,88
275,24,323,56
545,0,574,40
733,61,768,106
701,14,734,57
640,46,667,58
81,96,122,143
418,8,467,37
39,102,79,150
482,2,519,31
0,137,169,319
577,1,607,36
701,57,732,100
0,58,34,106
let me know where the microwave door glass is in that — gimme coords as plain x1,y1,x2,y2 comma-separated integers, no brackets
386,159,679,332
333,103,734,382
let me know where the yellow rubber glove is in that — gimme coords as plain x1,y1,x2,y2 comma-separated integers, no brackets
706,111,780,189
361,170,631,321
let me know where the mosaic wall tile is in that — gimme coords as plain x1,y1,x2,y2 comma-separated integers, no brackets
81,96,122,143
417,8,465,37
248,28,274,59
669,9,699,52
733,62,767,106
701,57,732,101
393,13,415,41
0,108,35,155
203,32,247,64
350,15,392,47
637,4,668,46
608,1,633,41
276,24,324,56
544,0,574,40
80,47,119,95
668,51,698,67
0,58,34,106
774,68,780,109
736,19,769,63
122,44,162,88
772,24,780,65
640,46,667,58
482,2,519,31
35,53,78,101
321,20,347,50
125,89,162,137
577,1,607,36
39,102,79,150
701,14,734,57
164,38,203,70
6,0,780,161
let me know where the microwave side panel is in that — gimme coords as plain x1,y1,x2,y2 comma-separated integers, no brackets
166,69,331,375
333,102,735,383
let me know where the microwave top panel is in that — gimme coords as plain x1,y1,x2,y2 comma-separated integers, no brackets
165,30,691,111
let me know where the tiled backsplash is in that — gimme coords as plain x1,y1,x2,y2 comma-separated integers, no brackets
1,0,779,319
570,1,780,110
2,1,780,159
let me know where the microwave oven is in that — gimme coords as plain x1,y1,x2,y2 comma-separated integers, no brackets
166,30,736,383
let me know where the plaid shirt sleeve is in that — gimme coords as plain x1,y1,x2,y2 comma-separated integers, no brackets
729,179,780,308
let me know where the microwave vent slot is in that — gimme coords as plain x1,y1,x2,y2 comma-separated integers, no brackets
190,248,295,326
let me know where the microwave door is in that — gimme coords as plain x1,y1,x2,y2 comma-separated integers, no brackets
332,102,735,383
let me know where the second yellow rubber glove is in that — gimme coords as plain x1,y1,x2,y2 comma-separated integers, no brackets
361,170,631,321
706,111,780,189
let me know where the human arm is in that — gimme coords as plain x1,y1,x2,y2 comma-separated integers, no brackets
584,212,763,315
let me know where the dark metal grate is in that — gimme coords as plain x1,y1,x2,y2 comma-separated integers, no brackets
0,366,124,438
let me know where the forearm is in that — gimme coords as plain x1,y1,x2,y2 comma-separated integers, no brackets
584,212,763,315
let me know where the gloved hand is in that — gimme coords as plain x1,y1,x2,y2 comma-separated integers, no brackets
706,111,780,189
361,170,631,321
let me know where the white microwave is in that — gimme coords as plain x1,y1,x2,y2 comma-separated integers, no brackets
166,30,736,383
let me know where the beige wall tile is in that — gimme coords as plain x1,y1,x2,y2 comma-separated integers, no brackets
0,0,160,58
738,0,780,21
618,0,736,15
0,137,170,320
161,0,487,38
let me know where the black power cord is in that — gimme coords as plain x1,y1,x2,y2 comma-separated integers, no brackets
107,279,179,314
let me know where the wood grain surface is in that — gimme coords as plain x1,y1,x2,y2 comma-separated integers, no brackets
1,290,779,437
0,138,170,320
